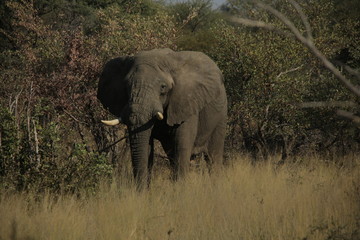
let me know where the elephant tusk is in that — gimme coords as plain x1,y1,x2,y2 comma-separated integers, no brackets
155,112,164,120
101,118,121,126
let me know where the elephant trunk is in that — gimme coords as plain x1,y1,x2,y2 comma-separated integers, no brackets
129,124,153,189
126,88,163,189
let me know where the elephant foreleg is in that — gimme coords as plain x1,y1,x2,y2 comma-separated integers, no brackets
173,115,198,179
147,137,154,185
159,138,177,181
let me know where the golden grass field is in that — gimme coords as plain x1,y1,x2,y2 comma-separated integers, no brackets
1,155,359,240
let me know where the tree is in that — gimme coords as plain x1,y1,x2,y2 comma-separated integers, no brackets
207,0,360,159
231,0,360,121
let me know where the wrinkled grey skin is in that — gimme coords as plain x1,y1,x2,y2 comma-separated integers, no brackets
97,49,227,188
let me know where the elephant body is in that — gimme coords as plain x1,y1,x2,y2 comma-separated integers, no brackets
97,49,227,188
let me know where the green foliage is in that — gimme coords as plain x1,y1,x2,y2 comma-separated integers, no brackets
0,107,18,178
59,144,113,194
0,104,113,194
0,0,359,193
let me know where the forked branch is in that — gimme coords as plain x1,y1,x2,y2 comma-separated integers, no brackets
231,1,360,98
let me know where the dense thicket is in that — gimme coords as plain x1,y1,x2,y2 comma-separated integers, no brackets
1,0,359,192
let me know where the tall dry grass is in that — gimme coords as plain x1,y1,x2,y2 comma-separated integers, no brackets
1,155,359,240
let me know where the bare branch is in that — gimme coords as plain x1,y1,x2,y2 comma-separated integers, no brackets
334,61,360,80
255,2,305,41
230,17,275,30
9,89,23,114
298,101,358,108
276,65,303,79
99,136,128,153
344,66,360,79
33,120,40,171
231,0,360,98
336,110,360,124
229,17,294,38
308,44,360,98
63,109,87,124
288,0,313,41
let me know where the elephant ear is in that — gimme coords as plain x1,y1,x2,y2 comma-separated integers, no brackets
97,56,133,117
166,52,223,126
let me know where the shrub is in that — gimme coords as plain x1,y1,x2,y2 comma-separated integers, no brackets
0,0,178,192
203,1,360,159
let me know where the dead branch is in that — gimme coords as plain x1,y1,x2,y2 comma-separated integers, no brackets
98,135,128,153
298,101,358,108
26,81,34,143
63,109,87,124
276,65,303,79
337,110,360,124
9,88,23,115
229,17,294,38
288,0,313,41
33,120,40,171
334,61,360,80
231,1,360,98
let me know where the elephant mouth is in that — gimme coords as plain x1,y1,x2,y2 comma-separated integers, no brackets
128,119,155,134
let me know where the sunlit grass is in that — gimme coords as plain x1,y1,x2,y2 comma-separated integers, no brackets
1,155,359,240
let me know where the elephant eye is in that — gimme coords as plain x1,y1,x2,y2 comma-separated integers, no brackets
160,83,167,94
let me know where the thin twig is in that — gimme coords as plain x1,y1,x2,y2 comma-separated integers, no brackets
276,65,303,79
63,109,87,124
98,136,128,153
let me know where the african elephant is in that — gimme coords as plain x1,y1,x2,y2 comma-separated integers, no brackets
97,48,227,188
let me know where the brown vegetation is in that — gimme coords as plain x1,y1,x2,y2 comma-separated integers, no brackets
1,155,359,240
0,1,359,238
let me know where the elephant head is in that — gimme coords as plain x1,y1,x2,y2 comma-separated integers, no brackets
97,48,223,187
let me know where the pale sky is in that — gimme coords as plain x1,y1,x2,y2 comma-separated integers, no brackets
210,0,227,8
